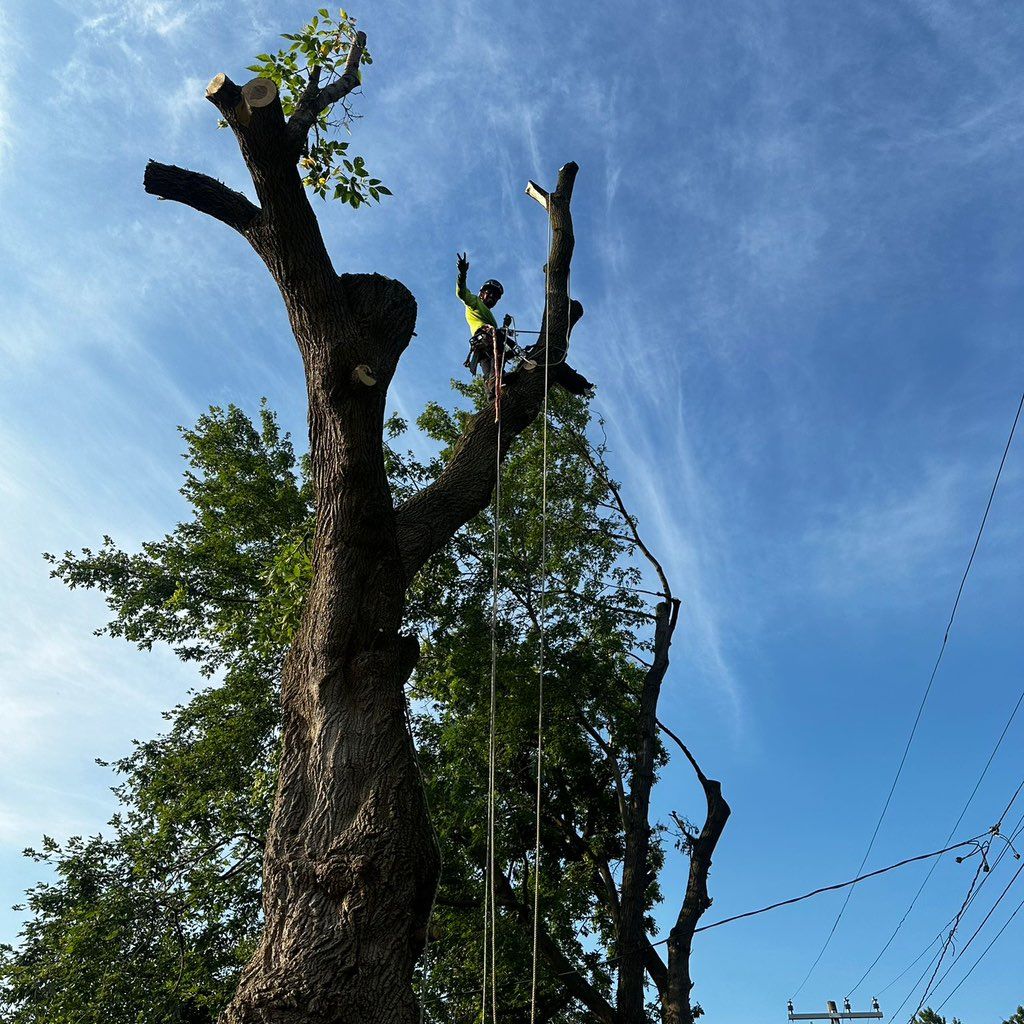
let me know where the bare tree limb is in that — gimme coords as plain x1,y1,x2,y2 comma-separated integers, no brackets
572,436,673,602
664,777,730,1024
579,717,630,832
143,161,260,234
655,722,730,1024
657,718,709,788
644,939,669,999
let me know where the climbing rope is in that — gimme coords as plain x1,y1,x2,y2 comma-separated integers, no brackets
482,398,502,1024
483,199,573,1024
529,213,574,1022
528,218,554,1024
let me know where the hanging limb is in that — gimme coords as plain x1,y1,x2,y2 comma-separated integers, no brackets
657,719,731,1024
393,163,584,583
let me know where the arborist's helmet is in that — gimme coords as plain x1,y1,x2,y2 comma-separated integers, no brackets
480,279,504,299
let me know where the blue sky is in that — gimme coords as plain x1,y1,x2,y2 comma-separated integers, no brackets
1,0,1022,1019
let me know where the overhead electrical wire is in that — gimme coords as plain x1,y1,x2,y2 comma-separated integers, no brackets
874,803,1024,1012
845,681,1024,998
908,809,1024,1011
879,791,1024,1017
791,390,1024,999
906,854,989,1021
937,888,1024,1007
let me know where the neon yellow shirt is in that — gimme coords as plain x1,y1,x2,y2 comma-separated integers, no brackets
457,274,497,335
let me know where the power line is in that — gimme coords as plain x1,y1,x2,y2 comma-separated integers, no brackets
876,936,941,997
918,812,1024,1004
869,796,1024,1019
554,834,987,981
934,889,1024,1010
846,681,1024,998
907,853,989,1021
692,835,986,934
869,803,1024,1011
931,858,1024,994
791,390,1024,999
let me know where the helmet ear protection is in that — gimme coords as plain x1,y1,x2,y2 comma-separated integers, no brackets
481,279,504,298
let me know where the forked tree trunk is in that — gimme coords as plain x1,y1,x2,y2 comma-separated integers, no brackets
222,299,441,1023
144,40,582,1023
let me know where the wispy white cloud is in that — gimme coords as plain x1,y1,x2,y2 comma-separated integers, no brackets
801,460,965,599
0,11,18,176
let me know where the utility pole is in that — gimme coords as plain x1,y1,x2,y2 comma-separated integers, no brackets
788,998,884,1024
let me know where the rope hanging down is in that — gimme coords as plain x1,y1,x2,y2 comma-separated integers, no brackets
482,189,571,1024
481,398,502,1024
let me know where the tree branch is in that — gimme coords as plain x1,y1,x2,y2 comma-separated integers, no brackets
288,31,367,146
665,777,730,1024
394,163,582,582
200,72,338,305
573,436,673,603
617,600,676,1021
143,161,260,234
579,717,630,832
644,939,669,999
657,719,709,788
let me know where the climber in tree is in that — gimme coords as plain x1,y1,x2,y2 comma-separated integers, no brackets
457,252,533,384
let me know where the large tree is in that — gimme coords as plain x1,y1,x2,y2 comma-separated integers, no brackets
0,11,727,1023
2,395,727,1024
141,9,587,1020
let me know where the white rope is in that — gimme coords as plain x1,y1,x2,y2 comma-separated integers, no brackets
528,220,552,1024
529,208,572,1023
482,394,502,1024
485,196,571,1024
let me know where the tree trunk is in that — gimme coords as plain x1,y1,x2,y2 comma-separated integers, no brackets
144,52,583,1023
616,601,676,1024
222,289,441,1023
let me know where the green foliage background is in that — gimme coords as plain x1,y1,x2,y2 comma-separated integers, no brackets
0,384,672,1023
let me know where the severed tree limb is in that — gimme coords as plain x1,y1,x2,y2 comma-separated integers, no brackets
288,31,367,146
201,71,338,304
143,161,260,234
658,720,731,1024
493,867,620,1024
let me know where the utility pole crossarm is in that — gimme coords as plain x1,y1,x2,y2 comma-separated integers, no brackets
789,1001,883,1023
789,1015,883,1020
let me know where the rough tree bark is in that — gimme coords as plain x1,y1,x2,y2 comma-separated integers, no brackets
144,39,583,1024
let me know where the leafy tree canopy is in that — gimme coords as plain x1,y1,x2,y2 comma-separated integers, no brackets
1,382,686,1024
